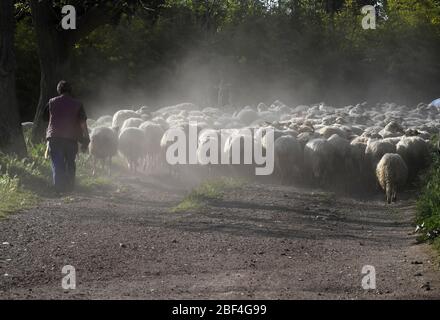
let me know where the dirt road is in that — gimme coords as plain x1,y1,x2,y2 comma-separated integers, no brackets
1,173,439,299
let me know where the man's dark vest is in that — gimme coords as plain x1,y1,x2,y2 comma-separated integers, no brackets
46,94,82,141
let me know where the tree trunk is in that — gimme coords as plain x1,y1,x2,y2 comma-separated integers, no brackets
29,0,119,142
30,0,71,143
0,0,27,157
31,48,70,143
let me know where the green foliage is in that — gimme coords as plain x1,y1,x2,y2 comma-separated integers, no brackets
172,177,244,212
0,150,51,192
416,138,440,241
14,0,440,114
0,132,46,217
194,177,244,199
15,17,40,121
172,196,204,212
0,134,114,216
75,152,116,192
0,174,38,218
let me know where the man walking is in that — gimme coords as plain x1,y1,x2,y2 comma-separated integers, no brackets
45,81,89,193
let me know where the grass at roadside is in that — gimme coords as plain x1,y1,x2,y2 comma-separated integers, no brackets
172,177,245,213
416,156,440,241
0,142,52,218
0,174,39,218
416,136,440,248
0,133,115,217
77,174,114,193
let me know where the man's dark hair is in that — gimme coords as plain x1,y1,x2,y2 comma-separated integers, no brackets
57,80,72,95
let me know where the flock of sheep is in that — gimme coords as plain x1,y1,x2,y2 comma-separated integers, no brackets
85,100,439,203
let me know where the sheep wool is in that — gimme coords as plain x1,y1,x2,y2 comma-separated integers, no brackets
376,153,408,204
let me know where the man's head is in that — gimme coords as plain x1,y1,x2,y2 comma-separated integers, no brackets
57,80,72,95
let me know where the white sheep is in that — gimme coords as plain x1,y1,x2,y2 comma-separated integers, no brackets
153,103,199,117
112,110,140,128
376,153,408,204
136,106,150,115
83,99,439,193
365,139,397,168
257,102,268,112
260,129,287,150
396,136,431,180
303,138,336,185
327,134,352,178
118,127,147,172
121,117,144,131
379,121,404,138
159,123,202,177
223,128,257,177
319,126,347,139
382,136,403,146
274,135,303,183
151,116,169,130
89,126,119,176
328,134,350,160
96,115,113,126
224,129,254,163
197,129,228,177
236,108,258,125
350,137,368,180
140,122,165,172
362,126,383,138
297,132,320,149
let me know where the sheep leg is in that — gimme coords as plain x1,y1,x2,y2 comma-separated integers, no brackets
143,156,148,172
392,187,397,202
100,159,105,173
147,155,152,172
92,157,97,176
152,156,156,173
386,182,392,204
148,155,153,173
146,155,150,172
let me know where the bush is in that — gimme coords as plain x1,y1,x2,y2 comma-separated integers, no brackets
0,150,51,191
0,141,51,217
416,155,440,241
0,138,112,217
0,174,37,218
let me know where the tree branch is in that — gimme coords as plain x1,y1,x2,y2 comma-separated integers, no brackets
66,4,116,47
